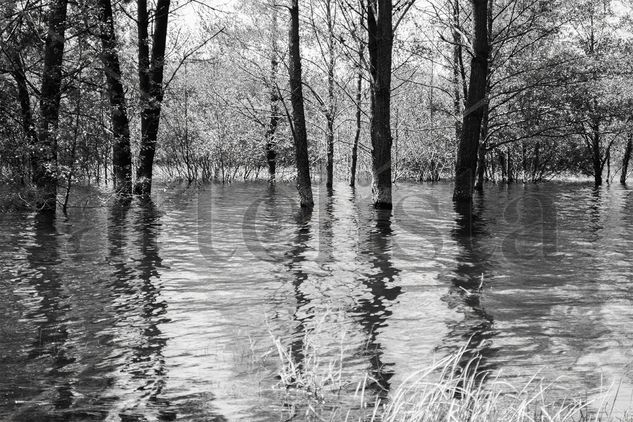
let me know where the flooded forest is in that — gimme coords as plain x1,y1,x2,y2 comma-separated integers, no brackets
2,0,633,420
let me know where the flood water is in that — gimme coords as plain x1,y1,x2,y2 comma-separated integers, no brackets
1,181,632,421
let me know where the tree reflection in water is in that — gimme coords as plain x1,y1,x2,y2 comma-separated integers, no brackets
104,198,172,421
441,199,497,380
284,206,313,379
25,213,74,414
354,207,402,400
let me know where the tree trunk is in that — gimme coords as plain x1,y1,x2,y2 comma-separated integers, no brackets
621,134,632,184
532,141,540,182
453,0,489,202
507,148,513,184
288,0,314,208
135,0,171,195
98,0,132,195
591,123,602,186
452,0,463,144
10,55,38,150
499,150,506,182
350,66,362,188
325,0,335,190
350,9,364,188
367,0,393,209
474,101,489,191
34,0,69,212
266,3,280,182
475,145,486,191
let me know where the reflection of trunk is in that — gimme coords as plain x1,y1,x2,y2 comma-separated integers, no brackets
35,0,69,212
621,134,632,184
135,0,171,195
287,208,313,378
354,209,401,397
350,11,364,188
266,5,280,182
453,0,489,202
368,0,393,209
446,201,496,379
98,0,132,195
288,0,314,208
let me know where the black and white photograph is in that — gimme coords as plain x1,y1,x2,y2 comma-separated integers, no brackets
1,0,633,420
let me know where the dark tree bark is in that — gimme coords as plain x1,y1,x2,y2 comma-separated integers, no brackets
453,0,489,202
475,145,486,191
325,0,335,190
474,101,489,191
135,0,171,195
506,147,513,183
499,149,506,182
532,141,541,182
265,4,280,182
97,0,132,195
590,121,603,186
35,0,69,212
621,134,632,184
350,58,363,188
350,7,364,188
10,54,38,150
452,0,464,144
367,0,393,209
288,0,314,208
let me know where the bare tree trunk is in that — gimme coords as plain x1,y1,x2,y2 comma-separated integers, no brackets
325,0,336,189
532,141,540,182
621,134,632,184
35,0,69,212
350,8,364,188
453,0,489,202
591,122,602,186
474,101,489,191
350,65,362,188
266,3,280,182
475,145,486,191
135,0,171,195
288,0,314,208
10,54,38,151
452,0,463,144
367,0,393,209
98,0,132,195
506,147,513,184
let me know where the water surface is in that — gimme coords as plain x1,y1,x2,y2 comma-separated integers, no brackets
1,182,632,420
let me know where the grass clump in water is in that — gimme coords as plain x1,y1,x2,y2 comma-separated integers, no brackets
270,333,632,422
375,348,624,422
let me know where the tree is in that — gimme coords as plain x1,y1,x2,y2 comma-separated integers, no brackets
35,0,70,212
622,133,632,184
288,0,314,208
453,0,489,202
135,0,171,195
97,0,132,195
367,0,393,209
265,2,281,182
